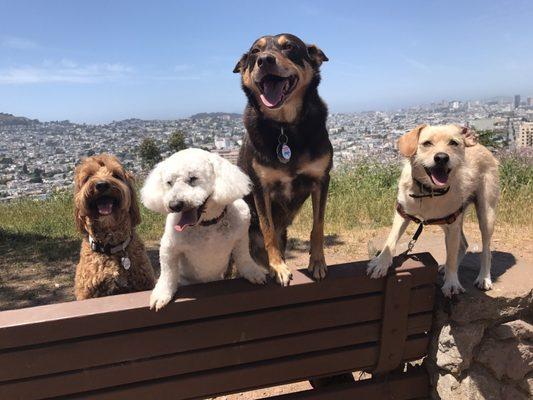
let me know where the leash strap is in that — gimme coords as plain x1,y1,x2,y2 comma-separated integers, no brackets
406,223,424,254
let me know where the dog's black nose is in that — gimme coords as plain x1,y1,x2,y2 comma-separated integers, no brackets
257,54,276,68
434,152,450,165
95,181,110,192
168,200,184,213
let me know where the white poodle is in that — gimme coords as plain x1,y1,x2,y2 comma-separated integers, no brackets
141,148,268,311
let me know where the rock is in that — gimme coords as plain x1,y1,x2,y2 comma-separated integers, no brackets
447,290,532,325
434,323,485,375
520,371,533,396
501,385,529,400
476,338,533,381
464,365,505,400
434,372,461,399
492,319,533,341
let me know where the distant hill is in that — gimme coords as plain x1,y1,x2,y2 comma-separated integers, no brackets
0,113,39,126
189,112,241,120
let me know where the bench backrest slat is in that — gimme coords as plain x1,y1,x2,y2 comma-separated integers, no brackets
0,253,438,400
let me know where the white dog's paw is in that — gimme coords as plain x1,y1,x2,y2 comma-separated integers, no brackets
308,256,328,280
474,276,493,291
367,252,392,279
270,262,292,286
441,275,465,298
239,263,268,285
149,286,174,311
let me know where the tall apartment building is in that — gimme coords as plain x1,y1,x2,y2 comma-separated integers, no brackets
517,122,533,148
514,94,521,109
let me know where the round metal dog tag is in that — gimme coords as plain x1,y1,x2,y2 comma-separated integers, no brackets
121,257,131,270
277,143,291,164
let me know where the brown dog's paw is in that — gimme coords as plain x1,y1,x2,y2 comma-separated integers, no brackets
308,257,327,280
269,262,292,286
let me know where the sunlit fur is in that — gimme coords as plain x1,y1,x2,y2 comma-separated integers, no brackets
141,149,268,311
368,125,500,297
234,34,327,124
74,154,154,299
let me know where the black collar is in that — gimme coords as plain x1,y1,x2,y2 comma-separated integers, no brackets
409,178,450,199
199,207,227,227
89,235,131,255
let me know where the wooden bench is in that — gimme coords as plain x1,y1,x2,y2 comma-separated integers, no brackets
0,253,438,400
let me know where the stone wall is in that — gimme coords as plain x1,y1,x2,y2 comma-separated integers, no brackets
424,253,532,399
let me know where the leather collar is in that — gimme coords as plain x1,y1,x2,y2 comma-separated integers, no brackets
89,235,131,255
199,207,227,227
396,202,464,225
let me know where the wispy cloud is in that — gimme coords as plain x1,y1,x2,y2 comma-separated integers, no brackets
0,60,134,84
1,35,40,50
402,56,430,71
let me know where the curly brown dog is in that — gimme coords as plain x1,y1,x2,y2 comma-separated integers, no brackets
74,154,155,300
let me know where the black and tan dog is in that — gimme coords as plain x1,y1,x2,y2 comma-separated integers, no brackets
234,33,332,285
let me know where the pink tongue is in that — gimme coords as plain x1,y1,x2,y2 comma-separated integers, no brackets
97,199,113,215
260,79,285,108
431,169,449,187
174,209,199,232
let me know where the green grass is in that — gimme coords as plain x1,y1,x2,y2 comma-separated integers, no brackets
1,155,532,244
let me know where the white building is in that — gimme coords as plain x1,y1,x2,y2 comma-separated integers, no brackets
214,137,232,150
517,122,533,148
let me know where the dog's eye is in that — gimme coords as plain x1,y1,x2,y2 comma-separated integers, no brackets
166,180,172,187
449,140,459,146
112,173,123,181
283,43,293,51
251,48,260,54
422,141,433,147
188,176,198,185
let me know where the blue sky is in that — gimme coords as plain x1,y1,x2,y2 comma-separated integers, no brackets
0,0,532,123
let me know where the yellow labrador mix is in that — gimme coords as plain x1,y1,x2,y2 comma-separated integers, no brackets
368,124,499,297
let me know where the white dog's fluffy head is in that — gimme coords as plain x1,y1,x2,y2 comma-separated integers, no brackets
141,148,251,229
398,124,477,188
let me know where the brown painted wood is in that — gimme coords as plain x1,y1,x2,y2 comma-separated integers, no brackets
374,272,412,373
0,286,434,382
0,254,437,350
0,315,432,400
0,254,438,400
63,337,429,400
262,369,429,399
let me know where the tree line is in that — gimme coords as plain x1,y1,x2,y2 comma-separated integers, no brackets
137,130,187,169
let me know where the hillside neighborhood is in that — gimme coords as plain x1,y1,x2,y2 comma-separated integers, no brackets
1,95,532,201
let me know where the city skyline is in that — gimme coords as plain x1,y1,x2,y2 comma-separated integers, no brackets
1,0,533,123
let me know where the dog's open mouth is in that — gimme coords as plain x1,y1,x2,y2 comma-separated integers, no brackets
92,196,119,216
425,166,451,187
174,199,208,232
257,74,298,108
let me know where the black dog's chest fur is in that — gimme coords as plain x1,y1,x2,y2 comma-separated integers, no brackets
238,96,333,227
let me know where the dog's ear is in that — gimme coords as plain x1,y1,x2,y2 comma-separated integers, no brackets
209,153,252,205
126,172,142,226
233,53,248,73
460,126,478,147
141,161,167,214
307,44,328,67
397,124,427,157
73,163,87,233
74,205,86,233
